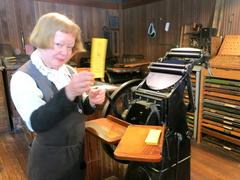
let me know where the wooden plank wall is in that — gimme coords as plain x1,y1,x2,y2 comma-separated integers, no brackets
33,1,119,42
0,0,35,52
122,0,240,61
1,0,240,59
0,0,119,54
122,0,216,61
221,0,240,35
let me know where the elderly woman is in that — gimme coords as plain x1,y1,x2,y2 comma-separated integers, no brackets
10,12,105,180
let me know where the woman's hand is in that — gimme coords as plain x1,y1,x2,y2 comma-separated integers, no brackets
65,71,94,101
88,87,106,105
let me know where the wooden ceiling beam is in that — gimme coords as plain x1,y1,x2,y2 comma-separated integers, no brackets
122,0,163,9
35,0,122,9
35,0,163,9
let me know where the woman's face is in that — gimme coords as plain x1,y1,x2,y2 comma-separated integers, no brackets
40,31,75,70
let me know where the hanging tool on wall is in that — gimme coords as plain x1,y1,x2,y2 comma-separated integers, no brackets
148,22,156,39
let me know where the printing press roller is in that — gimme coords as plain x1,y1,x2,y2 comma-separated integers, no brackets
148,63,188,75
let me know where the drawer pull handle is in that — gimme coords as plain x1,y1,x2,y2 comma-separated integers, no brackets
223,116,234,121
223,146,231,151
223,121,232,125
223,125,232,130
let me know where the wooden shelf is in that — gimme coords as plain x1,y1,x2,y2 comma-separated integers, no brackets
204,91,240,101
202,127,240,146
198,67,240,158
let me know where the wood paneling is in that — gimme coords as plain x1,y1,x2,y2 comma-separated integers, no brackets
35,0,122,9
122,0,163,9
180,0,216,26
1,0,240,60
221,0,240,35
85,131,127,180
35,0,165,9
122,0,240,61
0,0,119,53
33,1,119,40
0,0,35,52
122,0,216,61
84,108,127,180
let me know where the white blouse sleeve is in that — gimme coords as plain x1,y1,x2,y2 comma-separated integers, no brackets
10,71,46,131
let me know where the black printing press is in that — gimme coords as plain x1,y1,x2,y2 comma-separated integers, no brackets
100,47,210,180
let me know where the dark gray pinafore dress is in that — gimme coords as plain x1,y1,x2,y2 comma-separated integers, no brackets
19,61,86,180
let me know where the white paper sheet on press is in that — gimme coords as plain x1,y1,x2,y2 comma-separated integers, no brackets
146,72,182,90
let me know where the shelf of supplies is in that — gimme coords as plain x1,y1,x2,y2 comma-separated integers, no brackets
198,67,240,158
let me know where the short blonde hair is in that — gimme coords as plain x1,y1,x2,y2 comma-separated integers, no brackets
29,12,84,53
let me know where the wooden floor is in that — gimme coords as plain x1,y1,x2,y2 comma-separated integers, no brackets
0,132,28,180
0,131,239,180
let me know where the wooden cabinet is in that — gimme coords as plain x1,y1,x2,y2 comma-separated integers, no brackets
2,58,28,132
0,60,10,132
198,68,240,158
